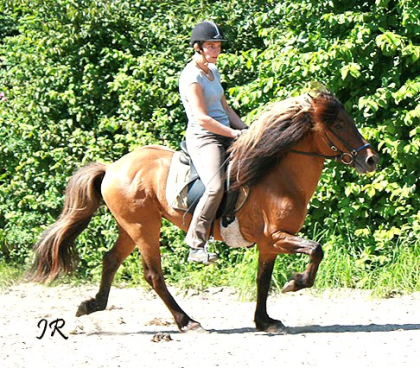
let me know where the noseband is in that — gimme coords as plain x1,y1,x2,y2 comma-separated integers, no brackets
291,129,371,165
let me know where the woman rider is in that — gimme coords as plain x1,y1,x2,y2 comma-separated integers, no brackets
179,21,248,264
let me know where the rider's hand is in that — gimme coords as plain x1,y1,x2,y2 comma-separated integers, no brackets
233,129,247,138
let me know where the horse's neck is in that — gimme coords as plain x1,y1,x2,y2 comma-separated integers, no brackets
240,153,325,237
270,154,325,205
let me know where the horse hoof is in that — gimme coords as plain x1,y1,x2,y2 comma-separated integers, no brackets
76,301,89,317
281,280,296,293
282,272,308,293
180,320,205,333
266,322,288,335
256,319,288,334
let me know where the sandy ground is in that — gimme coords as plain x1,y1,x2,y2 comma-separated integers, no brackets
1,282,419,368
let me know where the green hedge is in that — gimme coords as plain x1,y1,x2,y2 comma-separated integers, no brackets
1,0,419,293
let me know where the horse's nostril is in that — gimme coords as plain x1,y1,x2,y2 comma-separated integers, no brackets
367,155,378,168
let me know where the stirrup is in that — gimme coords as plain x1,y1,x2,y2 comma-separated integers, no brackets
188,248,218,264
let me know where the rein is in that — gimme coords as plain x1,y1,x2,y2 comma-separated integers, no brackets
290,130,371,165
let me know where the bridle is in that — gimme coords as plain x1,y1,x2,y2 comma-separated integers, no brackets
290,129,371,165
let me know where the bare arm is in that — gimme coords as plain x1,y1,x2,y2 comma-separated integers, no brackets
221,95,248,129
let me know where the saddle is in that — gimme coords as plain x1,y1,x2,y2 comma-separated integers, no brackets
166,142,239,226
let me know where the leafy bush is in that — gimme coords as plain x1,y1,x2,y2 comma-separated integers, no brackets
1,0,418,294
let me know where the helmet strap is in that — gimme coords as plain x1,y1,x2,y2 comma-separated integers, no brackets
193,52,207,66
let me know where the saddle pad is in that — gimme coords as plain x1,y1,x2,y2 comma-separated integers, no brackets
166,152,191,212
219,216,254,248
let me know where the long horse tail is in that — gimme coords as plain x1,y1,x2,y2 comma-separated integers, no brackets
29,162,107,283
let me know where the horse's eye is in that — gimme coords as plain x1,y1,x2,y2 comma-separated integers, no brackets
333,123,345,131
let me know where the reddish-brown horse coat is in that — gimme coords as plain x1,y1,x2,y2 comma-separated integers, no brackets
30,91,379,333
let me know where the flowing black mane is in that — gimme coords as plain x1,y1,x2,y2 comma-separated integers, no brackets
228,90,342,189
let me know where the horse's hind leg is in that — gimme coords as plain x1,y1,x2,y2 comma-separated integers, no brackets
76,227,135,317
141,255,201,332
126,215,202,333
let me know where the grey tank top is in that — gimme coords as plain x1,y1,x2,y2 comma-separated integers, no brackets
179,61,230,135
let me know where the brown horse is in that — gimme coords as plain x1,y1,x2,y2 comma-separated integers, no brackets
29,91,379,334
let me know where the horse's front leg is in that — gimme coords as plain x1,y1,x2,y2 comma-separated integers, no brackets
254,253,288,334
254,232,323,333
272,231,324,293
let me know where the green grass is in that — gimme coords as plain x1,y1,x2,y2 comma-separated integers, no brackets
364,240,420,297
0,260,26,290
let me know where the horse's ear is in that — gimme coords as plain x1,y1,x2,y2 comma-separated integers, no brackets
307,92,317,104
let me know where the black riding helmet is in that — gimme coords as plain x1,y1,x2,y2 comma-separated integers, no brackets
190,21,227,47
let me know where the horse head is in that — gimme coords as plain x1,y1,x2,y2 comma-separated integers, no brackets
308,91,379,174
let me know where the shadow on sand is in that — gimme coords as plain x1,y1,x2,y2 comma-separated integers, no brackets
86,322,420,336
